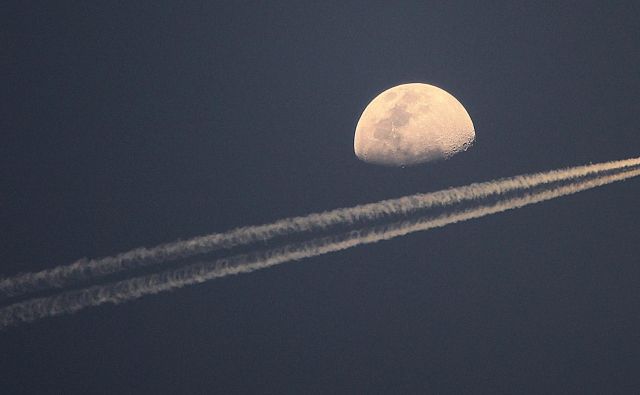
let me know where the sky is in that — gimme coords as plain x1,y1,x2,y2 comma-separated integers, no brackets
1,2,639,393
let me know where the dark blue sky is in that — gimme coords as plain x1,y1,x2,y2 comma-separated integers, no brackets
2,2,639,393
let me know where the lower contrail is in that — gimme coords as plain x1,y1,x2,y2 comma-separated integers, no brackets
1,166,638,329
1,156,639,299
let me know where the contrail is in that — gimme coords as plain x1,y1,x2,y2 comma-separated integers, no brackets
1,166,638,329
1,156,639,299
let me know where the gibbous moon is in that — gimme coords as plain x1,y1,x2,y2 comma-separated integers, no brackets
354,83,475,166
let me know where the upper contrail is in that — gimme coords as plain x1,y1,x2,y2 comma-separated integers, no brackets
1,156,639,300
1,166,638,329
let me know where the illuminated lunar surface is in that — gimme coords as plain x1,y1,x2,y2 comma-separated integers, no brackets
354,83,475,166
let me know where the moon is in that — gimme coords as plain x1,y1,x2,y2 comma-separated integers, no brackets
354,83,475,166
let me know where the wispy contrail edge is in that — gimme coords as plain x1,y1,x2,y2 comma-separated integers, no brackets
1,166,638,329
1,157,639,299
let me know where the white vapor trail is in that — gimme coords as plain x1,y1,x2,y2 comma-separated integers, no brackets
1,166,638,329
1,156,639,299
